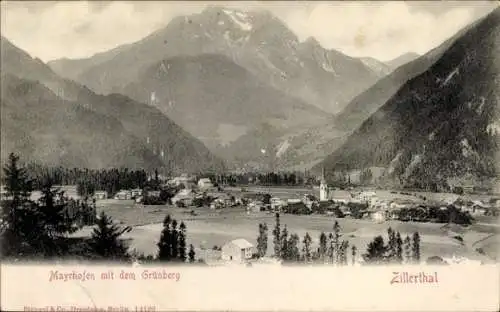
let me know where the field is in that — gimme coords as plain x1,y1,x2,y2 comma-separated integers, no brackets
71,193,500,264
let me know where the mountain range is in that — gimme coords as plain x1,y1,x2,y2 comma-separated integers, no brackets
316,8,500,190
48,6,382,115
47,6,400,170
1,37,225,173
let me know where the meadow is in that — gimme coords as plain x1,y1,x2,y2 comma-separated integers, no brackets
70,196,499,264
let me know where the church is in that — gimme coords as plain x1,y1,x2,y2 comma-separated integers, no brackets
319,168,330,202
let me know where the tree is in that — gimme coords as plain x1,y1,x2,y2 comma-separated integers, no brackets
411,232,421,264
77,178,95,199
332,221,341,264
178,222,187,262
272,213,281,257
287,233,301,262
1,153,40,258
302,232,312,263
360,168,373,185
87,211,129,260
35,179,79,256
171,219,179,259
339,241,349,265
351,245,357,266
280,225,289,260
3,153,32,200
395,232,403,263
403,235,412,263
363,235,386,264
319,232,327,262
385,227,397,262
188,244,196,263
257,223,268,258
157,215,172,261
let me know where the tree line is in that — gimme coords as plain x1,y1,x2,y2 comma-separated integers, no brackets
0,153,196,263
24,163,149,198
256,213,422,265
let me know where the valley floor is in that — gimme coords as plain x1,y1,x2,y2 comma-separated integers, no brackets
70,195,499,264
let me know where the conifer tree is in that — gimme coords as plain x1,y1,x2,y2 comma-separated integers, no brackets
1,153,40,258
363,235,386,265
272,213,281,257
395,232,403,263
87,211,129,260
257,223,269,258
386,227,397,262
280,225,289,260
288,233,300,262
403,235,412,263
178,222,187,262
171,219,179,259
319,232,327,262
188,244,196,263
412,232,421,264
332,221,341,264
338,241,349,265
157,215,172,261
302,232,312,263
327,232,334,263
351,245,357,266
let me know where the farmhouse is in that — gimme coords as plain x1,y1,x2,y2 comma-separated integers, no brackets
114,190,132,200
302,194,317,209
172,189,195,205
94,191,108,200
131,189,143,198
221,239,255,262
330,190,353,204
198,178,214,190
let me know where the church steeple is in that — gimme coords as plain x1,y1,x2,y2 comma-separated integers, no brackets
319,167,329,201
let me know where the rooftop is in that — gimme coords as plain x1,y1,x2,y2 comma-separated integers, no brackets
230,238,254,249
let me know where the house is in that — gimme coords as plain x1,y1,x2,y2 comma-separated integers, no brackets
131,189,143,198
357,191,377,202
147,190,161,198
172,189,195,205
169,174,196,188
171,189,196,205
247,200,263,212
330,190,353,204
302,194,317,209
94,191,108,200
221,239,255,262
271,197,286,212
114,190,132,200
198,178,214,190
370,210,386,223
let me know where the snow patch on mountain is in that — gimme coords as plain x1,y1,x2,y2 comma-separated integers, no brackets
442,66,460,86
223,9,253,31
461,139,473,157
276,139,291,158
321,62,338,76
404,154,423,178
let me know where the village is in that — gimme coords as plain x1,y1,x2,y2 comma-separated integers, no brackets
7,170,494,267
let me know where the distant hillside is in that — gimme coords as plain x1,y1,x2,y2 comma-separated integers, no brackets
1,74,163,169
48,6,381,114
386,52,420,71
334,14,489,132
123,53,330,150
1,37,225,173
360,57,392,77
317,8,500,190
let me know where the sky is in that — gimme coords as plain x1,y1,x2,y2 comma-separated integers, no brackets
1,1,498,62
